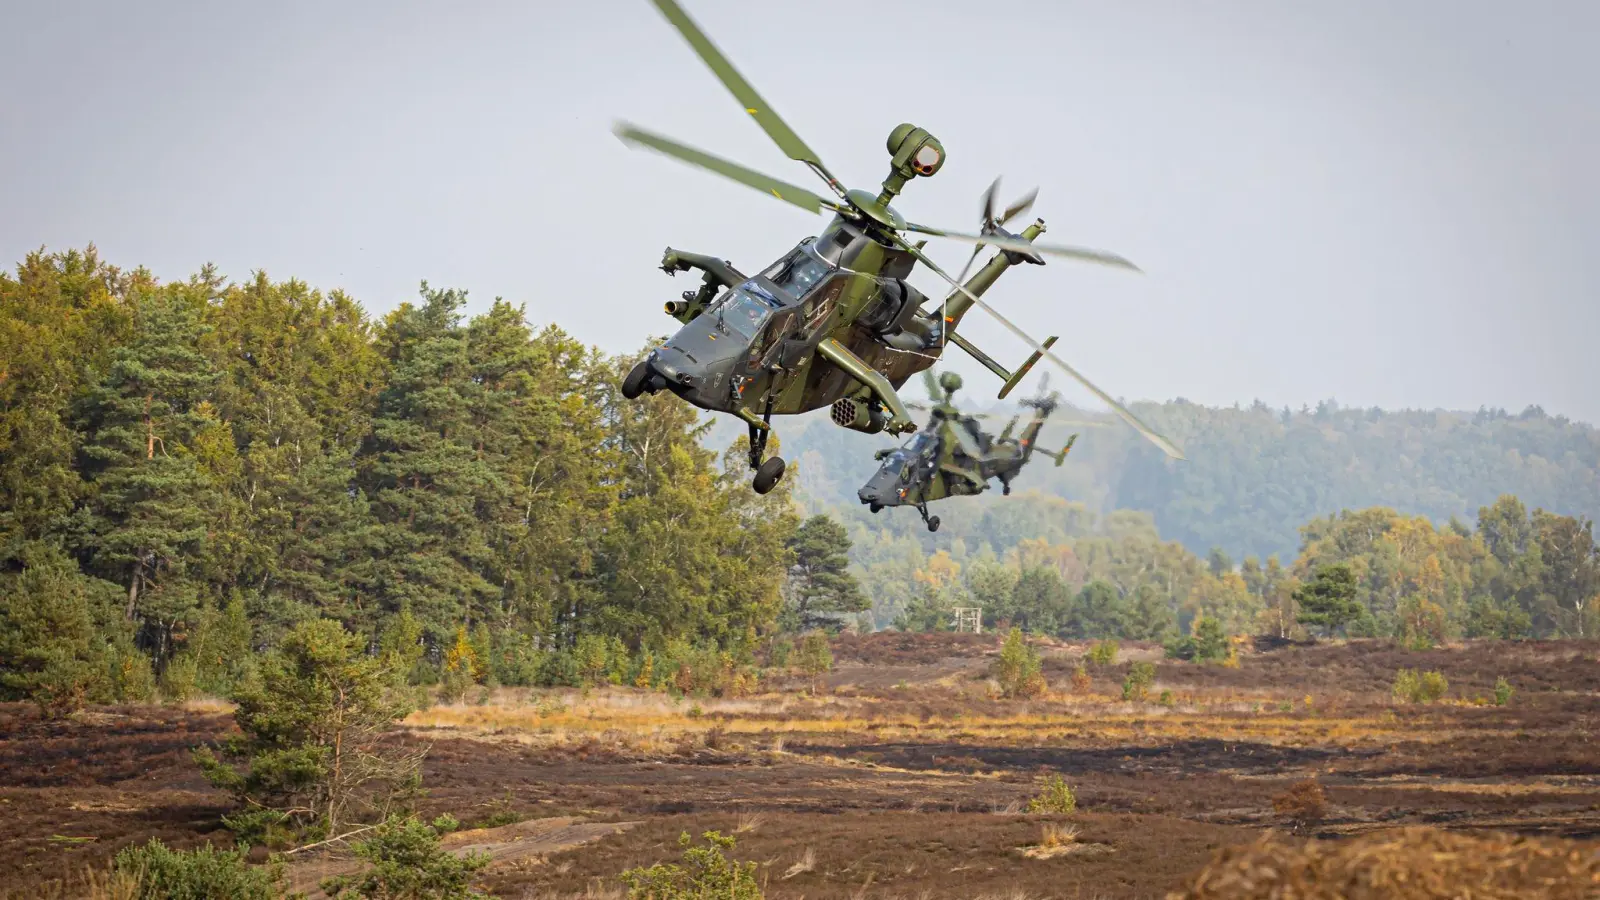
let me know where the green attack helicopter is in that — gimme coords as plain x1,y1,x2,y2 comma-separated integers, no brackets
857,370,1077,531
615,0,1185,495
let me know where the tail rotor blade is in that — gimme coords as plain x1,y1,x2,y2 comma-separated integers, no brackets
1000,187,1038,226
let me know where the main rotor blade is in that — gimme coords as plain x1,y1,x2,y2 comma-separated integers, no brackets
901,222,1140,272
947,422,984,459
649,0,847,198
614,123,842,215
889,235,1185,460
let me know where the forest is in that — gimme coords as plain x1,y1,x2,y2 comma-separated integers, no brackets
2,247,1597,712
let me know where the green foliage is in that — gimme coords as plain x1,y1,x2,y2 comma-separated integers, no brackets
1494,676,1514,706
0,541,119,717
995,627,1047,699
619,831,762,900
1164,616,1229,662
1122,661,1156,702
797,631,832,679
783,515,867,633
322,814,489,900
113,838,285,900
194,618,418,838
1392,668,1449,704
1086,640,1118,667
1294,563,1362,637
1026,774,1078,814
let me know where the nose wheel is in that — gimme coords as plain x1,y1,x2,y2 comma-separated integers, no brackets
748,395,785,495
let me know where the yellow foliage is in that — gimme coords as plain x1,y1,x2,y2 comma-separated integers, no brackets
443,626,481,681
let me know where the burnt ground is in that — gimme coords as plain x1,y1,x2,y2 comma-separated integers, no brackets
1,638,1598,898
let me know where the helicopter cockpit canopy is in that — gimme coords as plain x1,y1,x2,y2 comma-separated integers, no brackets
762,244,833,300
708,282,786,340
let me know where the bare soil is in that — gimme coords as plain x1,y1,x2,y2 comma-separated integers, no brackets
1,638,1596,899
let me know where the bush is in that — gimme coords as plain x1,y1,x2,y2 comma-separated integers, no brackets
322,814,489,899
798,631,832,692
1026,774,1077,814
1086,640,1118,667
620,831,762,900
113,838,284,900
1392,668,1448,704
1494,676,1514,706
193,618,421,840
996,628,1047,699
1164,617,1228,663
1122,661,1156,702
1069,665,1092,694
1270,778,1327,833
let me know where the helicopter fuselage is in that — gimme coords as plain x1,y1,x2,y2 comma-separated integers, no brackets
632,213,1040,436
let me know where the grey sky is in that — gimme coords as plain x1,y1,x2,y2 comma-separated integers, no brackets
5,0,1597,424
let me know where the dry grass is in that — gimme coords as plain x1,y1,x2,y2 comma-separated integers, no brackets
783,846,816,879
1169,826,1600,899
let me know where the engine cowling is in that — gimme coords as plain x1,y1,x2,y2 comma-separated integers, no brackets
830,397,887,434
857,279,926,336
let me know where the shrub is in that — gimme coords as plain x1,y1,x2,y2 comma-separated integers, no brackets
767,637,792,669
193,618,422,841
1159,689,1175,708
1494,676,1514,707
1164,617,1228,663
1270,778,1327,833
322,814,489,899
619,831,762,900
1122,661,1156,702
113,838,284,900
1026,774,1078,815
996,628,1047,699
798,631,832,693
1069,665,1092,694
1086,640,1118,667
1392,668,1449,704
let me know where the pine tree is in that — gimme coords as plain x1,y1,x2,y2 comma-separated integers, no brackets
73,286,223,668
0,542,119,716
1294,562,1362,637
364,286,503,637
782,515,867,633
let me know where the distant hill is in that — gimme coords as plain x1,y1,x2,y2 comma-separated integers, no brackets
708,398,1600,561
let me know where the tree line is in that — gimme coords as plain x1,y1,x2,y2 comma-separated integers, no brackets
0,247,836,710
843,489,1598,644
2,247,1594,715
762,389,1600,563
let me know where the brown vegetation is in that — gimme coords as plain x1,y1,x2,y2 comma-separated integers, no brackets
1,638,1598,898
1170,826,1600,900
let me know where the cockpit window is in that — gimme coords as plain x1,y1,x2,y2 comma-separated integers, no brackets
710,289,777,340
904,432,937,456
767,251,832,299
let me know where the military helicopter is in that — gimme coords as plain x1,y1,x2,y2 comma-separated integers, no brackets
857,371,1076,531
615,0,1185,495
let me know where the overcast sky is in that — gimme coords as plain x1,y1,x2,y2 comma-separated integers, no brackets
5,0,1597,424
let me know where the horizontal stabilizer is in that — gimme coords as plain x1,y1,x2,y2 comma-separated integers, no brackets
998,336,1058,400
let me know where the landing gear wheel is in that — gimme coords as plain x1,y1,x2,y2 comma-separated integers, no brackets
927,516,941,533
1002,483,1011,496
752,456,786,494
869,502,883,514
621,360,650,400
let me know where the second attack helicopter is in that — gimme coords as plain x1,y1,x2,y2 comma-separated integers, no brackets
857,371,1077,531
614,0,1185,495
